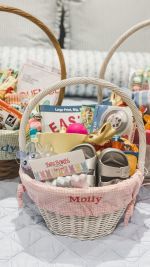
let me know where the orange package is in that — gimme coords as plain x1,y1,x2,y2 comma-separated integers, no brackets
0,99,22,130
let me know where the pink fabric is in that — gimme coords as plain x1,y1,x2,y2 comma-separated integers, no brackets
134,129,150,145
124,199,136,226
17,183,26,208
19,168,143,223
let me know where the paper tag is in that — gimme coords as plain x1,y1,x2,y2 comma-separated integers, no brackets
17,60,61,108
29,150,88,181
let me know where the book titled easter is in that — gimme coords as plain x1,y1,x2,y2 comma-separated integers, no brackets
29,150,88,181
39,105,81,132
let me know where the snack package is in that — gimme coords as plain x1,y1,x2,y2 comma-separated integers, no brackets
0,99,22,130
129,67,150,91
0,69,18,100
91,105,135,142
40,105,81,132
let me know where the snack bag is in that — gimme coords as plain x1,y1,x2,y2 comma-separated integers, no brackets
129,67,150,91
0,99,22,130
0,69,18,101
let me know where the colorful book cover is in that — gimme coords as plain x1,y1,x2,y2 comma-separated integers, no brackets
80,105,96,133
39,105,81,132
17,60,61,110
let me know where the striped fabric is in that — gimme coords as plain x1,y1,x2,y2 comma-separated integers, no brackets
0,46,150,98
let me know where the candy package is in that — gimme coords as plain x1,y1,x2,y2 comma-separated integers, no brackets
0,99,22,130
0,69,18,101
129,67,150,91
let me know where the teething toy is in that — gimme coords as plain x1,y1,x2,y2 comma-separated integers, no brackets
110,92,126,107
85,122,116,146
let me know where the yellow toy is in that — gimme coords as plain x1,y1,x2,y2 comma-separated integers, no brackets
143,114,150,130
125,153,138,176
85,122,116,146
110,92,126,106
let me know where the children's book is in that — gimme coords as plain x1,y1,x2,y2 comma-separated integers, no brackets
40,105,81,132
17,60,60,110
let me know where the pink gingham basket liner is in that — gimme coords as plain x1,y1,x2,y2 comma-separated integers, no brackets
18,77,146,239
19,168,143,224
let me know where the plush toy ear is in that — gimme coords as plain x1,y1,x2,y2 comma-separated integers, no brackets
16,151,27,160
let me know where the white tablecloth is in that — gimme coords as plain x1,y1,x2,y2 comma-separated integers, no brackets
0,177,150,267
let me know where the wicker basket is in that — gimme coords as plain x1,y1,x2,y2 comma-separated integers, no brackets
99,19,150,181
19,77,146,240
0,5,66,180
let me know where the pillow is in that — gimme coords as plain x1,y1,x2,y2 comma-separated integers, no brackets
0,47,150,98
0,0,62,48
63,0,150,52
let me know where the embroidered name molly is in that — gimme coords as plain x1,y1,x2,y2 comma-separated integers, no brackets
69,196,102,205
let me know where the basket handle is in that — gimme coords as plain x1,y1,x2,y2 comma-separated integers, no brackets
99,19,150,103
0,5,67,105
19,77,146,174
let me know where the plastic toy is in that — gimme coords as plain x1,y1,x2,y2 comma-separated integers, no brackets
110,92,127,107
124,151,138,176
66,123,88,135
111,136,138,153
29,113,42,132
85,122,116,146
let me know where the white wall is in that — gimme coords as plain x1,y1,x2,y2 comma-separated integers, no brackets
68,0,150,52
101,0,150,52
